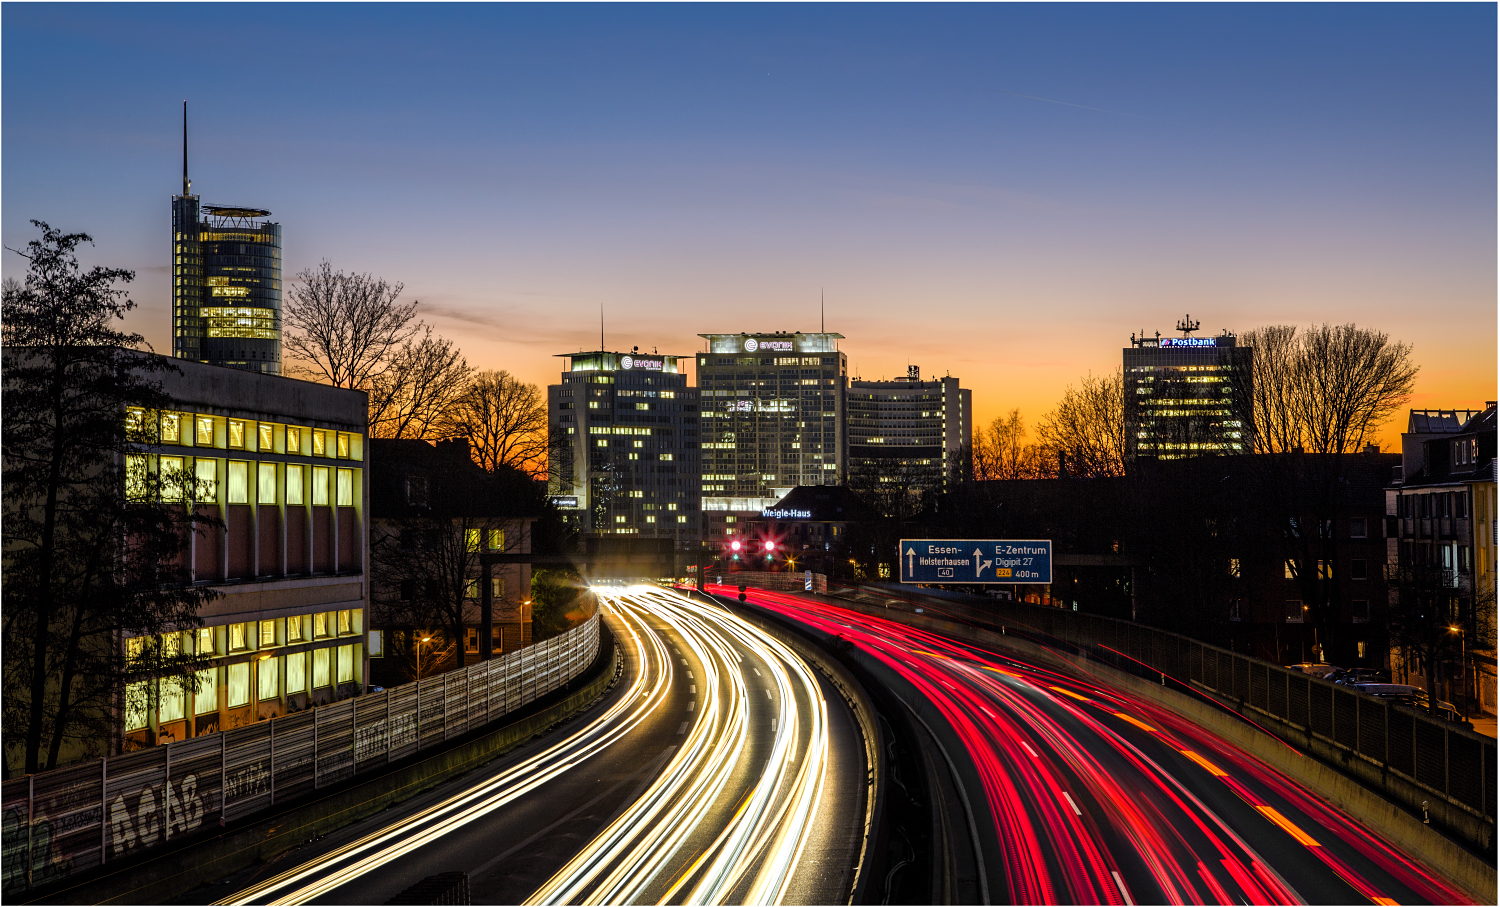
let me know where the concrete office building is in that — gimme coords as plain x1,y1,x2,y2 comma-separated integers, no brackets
548,349,701,541
695,332,847,544
848,366,971,492
1123,316,1252,462
121,357,368,751
172,103,283,375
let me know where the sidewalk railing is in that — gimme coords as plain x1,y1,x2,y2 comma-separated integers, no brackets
0,616,600,895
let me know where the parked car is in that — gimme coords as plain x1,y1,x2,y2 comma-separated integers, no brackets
1287,662,1342,679
1351,682,1425,698
1330,668,1392,685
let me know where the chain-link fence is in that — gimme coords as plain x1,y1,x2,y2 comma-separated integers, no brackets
1,615,600,895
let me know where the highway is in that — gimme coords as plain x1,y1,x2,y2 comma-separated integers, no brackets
729,586,1474,906
202,586,868,906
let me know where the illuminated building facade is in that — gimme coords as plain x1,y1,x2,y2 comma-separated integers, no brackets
848,366,970,491
694,331,847,533
547,349,701,541
172,105,283,375
1123,319,1252,462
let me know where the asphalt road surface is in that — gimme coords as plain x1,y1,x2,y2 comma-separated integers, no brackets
198,586,867,906
735,586,1473,906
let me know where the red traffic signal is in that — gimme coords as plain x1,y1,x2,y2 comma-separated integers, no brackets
763,540,776,552
730,540,742,552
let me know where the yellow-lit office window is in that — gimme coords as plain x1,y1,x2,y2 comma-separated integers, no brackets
288,615,305,643
489,529,504,550
467,529,481,552
286,652,307,694
336,645,354,684
159,679,186,722
197,416,215,446
258,462,277,504
195,459,218,501
465,580,479,600
228,622,250,652
160,456,186,502
258,424,273,452
336,468,353,506
194,669,218,715
227,662,250,707
228,420,245,449
314,612,329,638
227,461,250,504
312,466,330,506
124,682,148,731
313,431,327,456
313,648,331,687
197,627,216,656
260,619,279,648
337,433,350,459
162,413,181,443
286,464,304,505
126,455,149,502
337,609,352,635
286,426,302,454
258,657,280,701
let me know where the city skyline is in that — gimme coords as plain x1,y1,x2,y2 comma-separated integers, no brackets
4,4,1494,451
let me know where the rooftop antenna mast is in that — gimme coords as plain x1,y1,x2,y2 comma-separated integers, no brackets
182,100,191,197
600,304,604,351
821,287,824,334
1175,314,1200,337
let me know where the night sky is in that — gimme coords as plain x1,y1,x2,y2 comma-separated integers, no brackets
4,3,1494,446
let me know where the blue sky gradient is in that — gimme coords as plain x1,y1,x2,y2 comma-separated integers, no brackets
4,3,1494,440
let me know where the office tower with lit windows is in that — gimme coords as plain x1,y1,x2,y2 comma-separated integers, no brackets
695,332,848,515
172,103,283,375
1123,316,1252,462
547,349,701,540
848,366,970,491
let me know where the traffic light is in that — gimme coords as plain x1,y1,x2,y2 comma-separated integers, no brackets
738,583,747,603
728,539,741,562
763,539,776,563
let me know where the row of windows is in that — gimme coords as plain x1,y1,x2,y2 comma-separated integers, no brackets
125,644,358,729
128,408,360,458
127,455,356,506
126,610,362,662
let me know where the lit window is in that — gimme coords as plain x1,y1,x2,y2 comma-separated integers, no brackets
313,648,331,687
285,653,307,693
194,669,218,715
258,463,277,504
466,580,479,599
162,413,181,443
1284,560,1297,580
287,427,301,454
197,627,215,656
160,456,186,502
338,610,351,635
258,424,273,451
314,612,329,638
286,464,304,505
195,459,218,501
125,681,149,731
260,619,278,647
336,645,354,683
196,416,215,446
227,461,250,503
126,455,150,502
312,466,330,505
287,616,304,643
227,662,250,707
489,529,504,550
258,656,280,701
337,433,350,459
336,468,353,506
228,420,245,449
465,628,479,653
467,529,481,552
159,678,186,722
313,430,327,456
229,623,249,651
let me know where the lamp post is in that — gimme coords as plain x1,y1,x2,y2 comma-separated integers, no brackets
1449,624,1468,717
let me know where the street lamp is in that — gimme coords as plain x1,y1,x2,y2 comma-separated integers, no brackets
1449,624,1468,717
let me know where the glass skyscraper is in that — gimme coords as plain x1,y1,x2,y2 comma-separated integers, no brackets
172,105,282,375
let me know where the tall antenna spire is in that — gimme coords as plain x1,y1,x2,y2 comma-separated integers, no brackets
182,100,191,197
820,288,824,333
600,304,604,351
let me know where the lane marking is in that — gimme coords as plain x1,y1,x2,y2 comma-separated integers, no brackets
1062,791,1082,816
1048,685,1090,702
681,659,688,665
690,685,696,694
1114,712,1157,733
1021,742,1039,758
677,721,688,735
1112,871,1135,905
753,667,762,676
765,689,773,700
771,718,777,730
687,701,695,712
1180,750,1227,777
1255,805,1321,847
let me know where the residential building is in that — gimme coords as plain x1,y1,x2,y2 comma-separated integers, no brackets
696,331,847,541
847,366,970,492
1387,404,1498,714
1123,317,1251,462
123,357,368,750
172,104,282,374
547,348,701,541
367,438,536,686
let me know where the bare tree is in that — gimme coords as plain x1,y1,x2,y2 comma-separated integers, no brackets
445,370,550,477
1037,371,1126,478
283,261,420,389
1234,323,1418,663
972,409,1049,480
368,326,472,440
